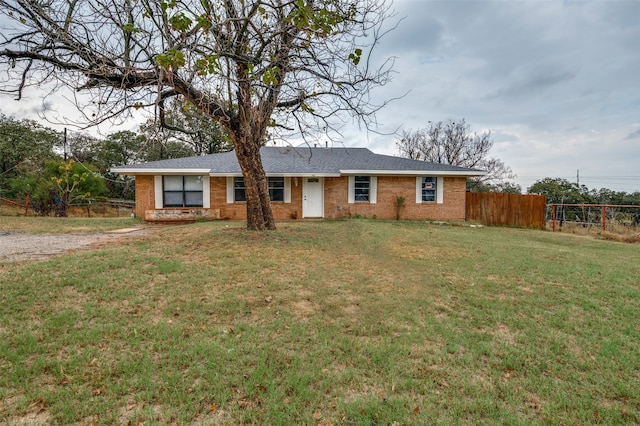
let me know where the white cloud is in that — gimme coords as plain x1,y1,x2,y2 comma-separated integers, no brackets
2,0,639,192
365,0,640,192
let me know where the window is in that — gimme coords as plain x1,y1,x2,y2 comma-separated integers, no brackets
233,177,285,202
234,177,247,202
421,177,437,202
354,176,370,202
416,176,442,204
268,177,285,202
163,176,204,207
348,176,377,204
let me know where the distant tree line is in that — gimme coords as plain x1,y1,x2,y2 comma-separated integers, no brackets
527,178,640,205
0,108,231,215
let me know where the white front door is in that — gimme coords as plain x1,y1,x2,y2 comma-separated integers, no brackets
303,177,324,218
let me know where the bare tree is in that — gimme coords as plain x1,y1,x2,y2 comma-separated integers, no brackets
0,0,396,230
397,119,516,188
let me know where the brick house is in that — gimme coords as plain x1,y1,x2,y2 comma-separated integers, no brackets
111,146,485,222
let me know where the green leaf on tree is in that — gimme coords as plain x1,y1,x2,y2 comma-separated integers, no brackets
169,13,193,31
262,67,280,85
154,48,186,69
349,48,362,66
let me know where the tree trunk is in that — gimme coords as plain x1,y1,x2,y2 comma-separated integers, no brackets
58,191,69,217
234,138,275,231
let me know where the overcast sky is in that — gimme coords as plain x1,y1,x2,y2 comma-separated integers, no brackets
357,0,640,192
2,0,639,193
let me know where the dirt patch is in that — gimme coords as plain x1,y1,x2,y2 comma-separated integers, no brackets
0,228,146,263
292,299,315,319
0,396,51,426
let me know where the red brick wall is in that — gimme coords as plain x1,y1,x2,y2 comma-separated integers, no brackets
324,177,349,218
210,177,242,220
402,176,467,220
134,175,467,221
323,176,467,220
208,177,304,220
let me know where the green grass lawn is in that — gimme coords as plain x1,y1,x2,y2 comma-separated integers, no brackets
1,218,638,424
0,215,140,234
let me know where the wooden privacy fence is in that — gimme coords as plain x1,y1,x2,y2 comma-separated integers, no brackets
466,192,547,229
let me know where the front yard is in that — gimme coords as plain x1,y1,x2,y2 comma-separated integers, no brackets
1,218,638,424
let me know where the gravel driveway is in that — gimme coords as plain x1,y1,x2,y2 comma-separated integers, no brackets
0,228,144,263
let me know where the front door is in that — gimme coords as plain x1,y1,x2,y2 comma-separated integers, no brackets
303,177,324,218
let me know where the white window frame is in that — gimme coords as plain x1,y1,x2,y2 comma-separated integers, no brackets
415,176,443,204
348,176,377,204
154,175,210,209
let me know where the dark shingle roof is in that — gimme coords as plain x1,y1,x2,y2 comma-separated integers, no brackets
111,147,485,176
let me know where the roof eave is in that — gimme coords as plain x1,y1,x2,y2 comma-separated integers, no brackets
110,168,211,175
339,169,487,176
208,172,342,177
111,168,486,178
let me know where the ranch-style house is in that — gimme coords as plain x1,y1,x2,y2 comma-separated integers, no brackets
111,146,486,222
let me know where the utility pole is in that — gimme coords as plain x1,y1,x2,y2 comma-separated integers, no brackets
63,128,68,161
576,169,579,187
